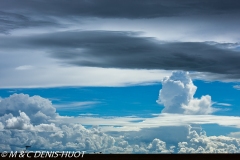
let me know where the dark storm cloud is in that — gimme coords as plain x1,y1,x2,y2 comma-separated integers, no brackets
2,30,240,78
0,11,58,34
1,0,240,33
1,0,240,18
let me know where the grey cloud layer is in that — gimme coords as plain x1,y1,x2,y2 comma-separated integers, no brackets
1,0,240,18
1,0,240,34
2,30,240,78
0,11,58,34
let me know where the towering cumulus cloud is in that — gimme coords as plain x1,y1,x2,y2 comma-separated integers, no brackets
0,93,57,124
157,71,213,114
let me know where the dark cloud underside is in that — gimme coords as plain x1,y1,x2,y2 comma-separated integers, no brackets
1,0,240,19
0,11,58,34
2,30,240,78
1,0,240,34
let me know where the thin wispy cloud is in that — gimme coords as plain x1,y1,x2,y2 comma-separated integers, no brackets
15,65,34,70
54,114,240,131
214,103,232,107
79,113,99,116
233,85,240,90
54,101,101,110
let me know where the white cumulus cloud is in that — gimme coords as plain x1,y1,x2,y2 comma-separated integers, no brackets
0,93,57,124
0,93,240,153
157,71,214,114
178,129,240,153
5,111,32,130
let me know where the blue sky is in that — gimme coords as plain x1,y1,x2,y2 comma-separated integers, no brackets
1,0,240,153
1,79,240,152
1,81,240,118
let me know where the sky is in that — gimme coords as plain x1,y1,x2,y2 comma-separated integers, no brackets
1,0,240,153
